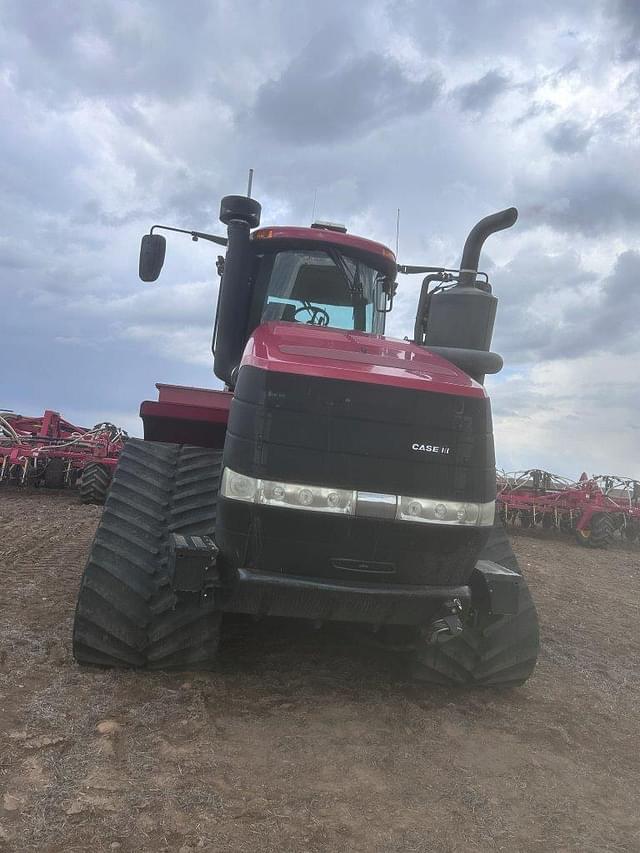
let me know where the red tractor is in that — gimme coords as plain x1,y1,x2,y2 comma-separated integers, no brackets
72,188,539,687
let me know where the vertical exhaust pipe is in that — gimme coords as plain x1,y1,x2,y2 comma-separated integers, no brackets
422,207,518,382
213,194,262,386
458,207,518,287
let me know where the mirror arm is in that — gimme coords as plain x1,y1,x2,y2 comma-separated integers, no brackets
397,264,448,275
150,224,228,247
397,263,488,283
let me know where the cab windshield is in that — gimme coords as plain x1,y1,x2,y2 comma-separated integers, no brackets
251,249,387,335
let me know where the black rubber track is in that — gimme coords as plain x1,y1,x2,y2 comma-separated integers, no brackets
475,515,520,573
409,514,540,687
575,513,615,549
73,439,223,670
79,463,112,505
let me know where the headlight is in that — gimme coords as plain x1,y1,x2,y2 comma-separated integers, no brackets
221,469,258,502
220,468,355,515
220,467,494,527
396,495,495,526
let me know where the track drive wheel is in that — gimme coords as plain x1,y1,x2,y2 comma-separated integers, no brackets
79,463,112,505
575,513,615,549
73,439,223,670
410,515,539,687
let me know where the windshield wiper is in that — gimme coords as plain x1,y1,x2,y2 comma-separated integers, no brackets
327,248,364,305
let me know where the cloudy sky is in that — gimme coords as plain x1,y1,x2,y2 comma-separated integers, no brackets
1,0,639,478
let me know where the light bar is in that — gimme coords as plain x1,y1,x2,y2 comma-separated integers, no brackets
220,468,494,527
310,220,348,234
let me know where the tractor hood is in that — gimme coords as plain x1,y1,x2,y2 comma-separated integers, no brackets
240,321,485,398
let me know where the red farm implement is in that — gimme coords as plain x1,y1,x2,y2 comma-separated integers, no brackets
591,474,640,543
497,469,640,548
0,409,127,504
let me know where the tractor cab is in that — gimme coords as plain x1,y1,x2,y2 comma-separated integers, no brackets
138,194,398,387
246,224,396,336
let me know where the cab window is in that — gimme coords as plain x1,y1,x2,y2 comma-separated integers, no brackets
251,249,387,335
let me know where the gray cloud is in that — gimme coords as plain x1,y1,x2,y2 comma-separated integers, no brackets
512,100,557,127
1,0,639,474
453,70,510,113
391,0,596,62
615,0,640,60
493,249,640,363
522,171,640,236
252,39,442,144
545,119,593,153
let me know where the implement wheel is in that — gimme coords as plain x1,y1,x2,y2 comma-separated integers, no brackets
623,520,640,543
575,513,615,549
409,515,539,688
44,458,66,489
73,439,223,670
519,510,534,529
79,463,112,505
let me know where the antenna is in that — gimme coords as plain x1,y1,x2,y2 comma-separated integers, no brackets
395,208,400,257
247,168,254,198
311,188,318,222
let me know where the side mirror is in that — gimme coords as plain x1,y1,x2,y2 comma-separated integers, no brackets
375,276,395,314
139,233,166,282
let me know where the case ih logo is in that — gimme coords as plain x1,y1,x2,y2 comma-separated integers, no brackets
411,443,451,455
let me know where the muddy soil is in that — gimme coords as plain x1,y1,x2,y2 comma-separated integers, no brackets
1,489,639,852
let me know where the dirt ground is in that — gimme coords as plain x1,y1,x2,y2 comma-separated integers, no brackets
1,489,639,853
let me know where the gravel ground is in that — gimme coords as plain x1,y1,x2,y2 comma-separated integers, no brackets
1,488,639,852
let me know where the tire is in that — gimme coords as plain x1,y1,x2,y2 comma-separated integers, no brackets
575,513,615,549
73,439,223,670
519,510,533,529
44,458,66,489
79,463,111,505
409,514,539,687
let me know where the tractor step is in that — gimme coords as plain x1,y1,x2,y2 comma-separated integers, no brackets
169,533,219,593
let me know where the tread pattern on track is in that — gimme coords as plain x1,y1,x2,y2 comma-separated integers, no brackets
73,439,223,670
79,463,112,505
410,513,540,687
475,516,520,574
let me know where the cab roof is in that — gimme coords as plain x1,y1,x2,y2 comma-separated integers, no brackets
251,225,397,276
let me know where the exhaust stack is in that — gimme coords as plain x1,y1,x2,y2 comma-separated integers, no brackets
458,207,518,287
213,194,262,386
423,208,518,380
